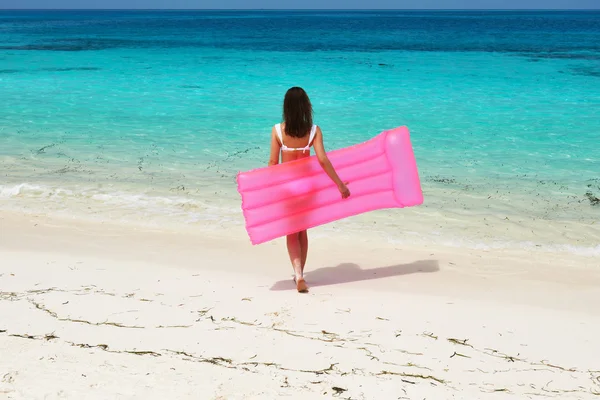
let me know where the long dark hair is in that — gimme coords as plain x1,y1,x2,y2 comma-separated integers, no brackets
282,87,313,138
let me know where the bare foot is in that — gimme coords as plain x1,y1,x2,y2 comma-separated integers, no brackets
295,278,308,293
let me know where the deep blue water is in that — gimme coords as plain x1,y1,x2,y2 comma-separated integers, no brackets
2,10,600,55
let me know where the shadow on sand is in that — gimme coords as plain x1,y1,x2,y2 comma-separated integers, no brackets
269,259,439,291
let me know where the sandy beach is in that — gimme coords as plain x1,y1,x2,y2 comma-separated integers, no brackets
1,211,599,399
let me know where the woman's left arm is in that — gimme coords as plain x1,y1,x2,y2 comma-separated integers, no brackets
268,126,280,166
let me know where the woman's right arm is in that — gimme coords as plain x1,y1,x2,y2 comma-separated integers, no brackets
313,127,350,199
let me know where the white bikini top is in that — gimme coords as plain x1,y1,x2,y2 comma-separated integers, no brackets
275,123,317,153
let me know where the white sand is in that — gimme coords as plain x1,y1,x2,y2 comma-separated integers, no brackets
1,211,599,399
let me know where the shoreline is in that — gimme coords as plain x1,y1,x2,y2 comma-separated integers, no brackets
1,211,600,399
2,179,599,256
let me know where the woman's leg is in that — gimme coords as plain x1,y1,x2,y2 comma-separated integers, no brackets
286,232,308,292
286,233,303,278
299,230,308,273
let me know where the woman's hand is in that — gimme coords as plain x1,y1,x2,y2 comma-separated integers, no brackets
338,181,350,199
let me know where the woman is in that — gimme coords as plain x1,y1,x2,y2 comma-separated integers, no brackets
268,87,351,293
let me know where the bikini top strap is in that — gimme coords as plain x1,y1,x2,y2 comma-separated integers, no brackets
275,123,284,145
308,124,317,146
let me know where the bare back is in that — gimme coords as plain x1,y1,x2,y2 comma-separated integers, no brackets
276,122,317,163
268,122,332,171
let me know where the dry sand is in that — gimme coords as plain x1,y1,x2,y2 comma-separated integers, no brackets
1,211,599,399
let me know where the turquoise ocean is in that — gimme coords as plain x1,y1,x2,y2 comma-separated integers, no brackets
1,10,599,254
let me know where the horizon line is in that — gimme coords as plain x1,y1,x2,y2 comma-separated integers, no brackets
1,8,599,11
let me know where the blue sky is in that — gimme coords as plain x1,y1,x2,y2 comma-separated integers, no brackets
1,0,598,8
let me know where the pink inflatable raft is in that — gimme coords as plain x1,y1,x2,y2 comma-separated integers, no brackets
236,126,423,245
